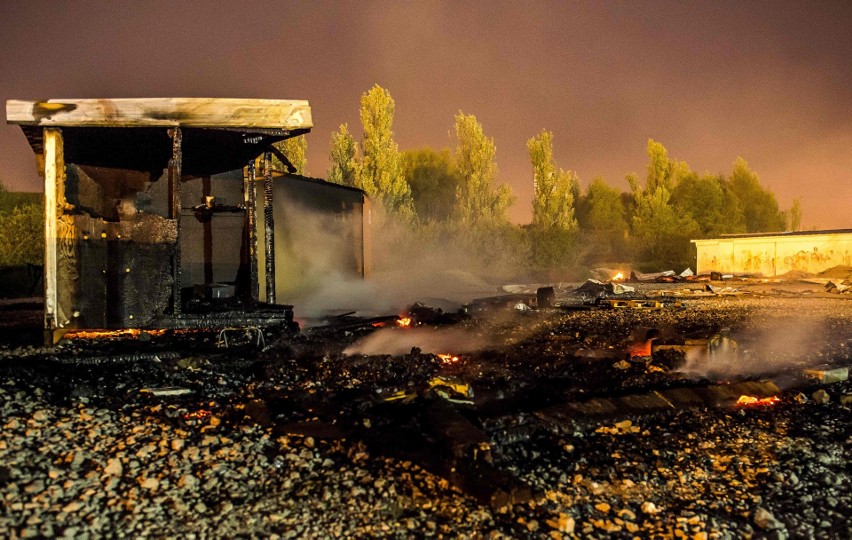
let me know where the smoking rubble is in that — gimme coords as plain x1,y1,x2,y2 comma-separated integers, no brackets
1,287,851,537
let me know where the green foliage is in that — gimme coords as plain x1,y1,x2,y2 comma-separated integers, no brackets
578,178,627,232
0,202,43,267
272,135,308,175
0,184,40,214
626,141,700,268
326,88,800,275
785,198,803,231
437,219,530,279
576,178,630,264
631,186,699,268
453,112,514,225
328,123,359,187
670,173,745,236
728,157,786,233
0,181,42,267
401,148,459,222
358,85,414,218
645,140,671,193
527,130,578,231
526,226,583,277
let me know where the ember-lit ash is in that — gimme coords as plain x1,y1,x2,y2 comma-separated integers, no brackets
0,288,850,538
736,395,781,406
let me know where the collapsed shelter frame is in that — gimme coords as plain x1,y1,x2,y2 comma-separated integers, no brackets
6,98,369,343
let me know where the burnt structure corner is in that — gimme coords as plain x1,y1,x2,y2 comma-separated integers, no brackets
6,98,370,343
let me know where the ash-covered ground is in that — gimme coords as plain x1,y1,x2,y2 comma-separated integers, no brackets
1,285,850,539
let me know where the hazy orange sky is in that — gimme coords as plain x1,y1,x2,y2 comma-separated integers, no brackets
1,1,849,228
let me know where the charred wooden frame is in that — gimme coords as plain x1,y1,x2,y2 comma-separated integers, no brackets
263,151,276,305
7,98,369,344
243,160,259,301
168,127,183,315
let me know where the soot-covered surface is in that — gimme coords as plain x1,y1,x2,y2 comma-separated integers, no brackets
0,290,850,538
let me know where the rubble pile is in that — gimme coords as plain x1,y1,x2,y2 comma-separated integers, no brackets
0,291,850,538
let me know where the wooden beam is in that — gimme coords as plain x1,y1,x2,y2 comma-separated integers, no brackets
6,98,312,130
168,127,183,314
43,128,61,339
263,151,276,304
244,160,259,302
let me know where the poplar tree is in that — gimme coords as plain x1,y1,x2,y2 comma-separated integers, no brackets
786,198,802,231
359,85,413,216
528,130,578,231
628,141,699,266
729,157,785,232
401,148,458,222
328,123,359,187
454,112,513,225
273,135,307,175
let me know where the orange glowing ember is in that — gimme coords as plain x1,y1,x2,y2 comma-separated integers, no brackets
183,409,212,420
612,272,625,281
396,317,413,328
437,354,460,364
735,395,780,406
628,340,654,357
65,328,168,340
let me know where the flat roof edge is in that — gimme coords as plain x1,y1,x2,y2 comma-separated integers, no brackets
6,98,313,130
692,228,852,243
281,173,368,197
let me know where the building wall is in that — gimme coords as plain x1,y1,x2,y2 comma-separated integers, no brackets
693,232,852,276
257,175,367,302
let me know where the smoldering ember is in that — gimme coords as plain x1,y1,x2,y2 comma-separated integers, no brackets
1,98,850,540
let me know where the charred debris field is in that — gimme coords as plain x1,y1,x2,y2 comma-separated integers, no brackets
1,283,851,539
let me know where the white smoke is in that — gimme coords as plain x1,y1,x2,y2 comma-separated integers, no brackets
283,202,522,318
343,326,491,356
676,317,826,380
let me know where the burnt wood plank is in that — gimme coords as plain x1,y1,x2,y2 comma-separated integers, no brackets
7,98,312,130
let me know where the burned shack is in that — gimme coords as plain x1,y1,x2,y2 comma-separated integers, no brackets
6,98,369,343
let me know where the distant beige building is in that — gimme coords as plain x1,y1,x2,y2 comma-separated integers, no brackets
692,230,852,276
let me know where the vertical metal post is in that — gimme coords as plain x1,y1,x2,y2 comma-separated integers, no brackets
168,127,183,314
244,160,259,301
263,150,275,304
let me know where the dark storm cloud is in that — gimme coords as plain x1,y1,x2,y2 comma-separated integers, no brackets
1,0,849,228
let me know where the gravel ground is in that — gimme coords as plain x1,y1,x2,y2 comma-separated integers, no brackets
1,290,850,539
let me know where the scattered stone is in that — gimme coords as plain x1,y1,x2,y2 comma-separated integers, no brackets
812,389,830,404
545,513,575,534
104,458,123,476
614,420,632,430
641,501,659,514
139,477,159,491
753,507,785,530
617,508,636,520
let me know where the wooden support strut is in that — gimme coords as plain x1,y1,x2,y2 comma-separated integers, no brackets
42,128,61,341
263,151,275,304
168,127,183,315
244,160,259,302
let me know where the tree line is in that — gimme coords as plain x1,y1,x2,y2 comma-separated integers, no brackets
0,85,800,278
285,84,800,275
